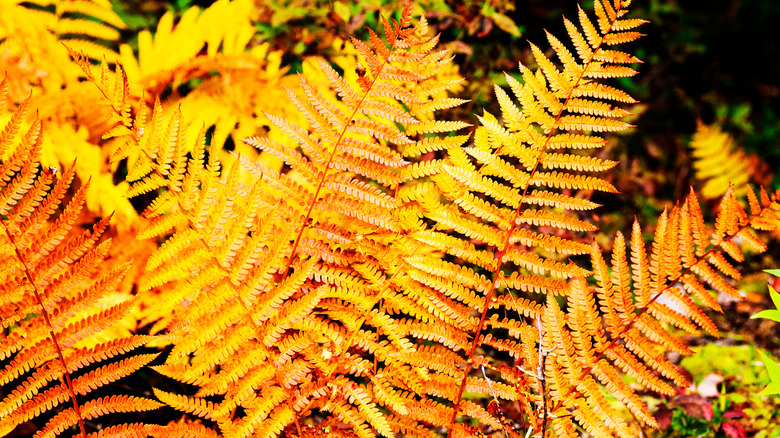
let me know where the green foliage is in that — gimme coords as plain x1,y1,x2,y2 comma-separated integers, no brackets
752,271,780,323
751,270,780,397
668,343,780,437
755,350,780,396
666,404,728,438
680,344,771,388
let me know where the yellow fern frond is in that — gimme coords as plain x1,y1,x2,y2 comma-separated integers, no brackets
690,123,752,199
406,0,653,434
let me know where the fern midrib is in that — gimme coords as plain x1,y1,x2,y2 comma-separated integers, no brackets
1,220,88,438
279,38,404,283
294,30,430,416
548,210,763,414
446,4,629,435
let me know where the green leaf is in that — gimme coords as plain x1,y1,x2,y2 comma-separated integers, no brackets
757,350,780,396
680,344,766,386
751,286,780,323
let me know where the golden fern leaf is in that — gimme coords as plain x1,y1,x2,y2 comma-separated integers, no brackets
539,187,780,437
0,60,138,233
689,122,754,199
232,3,473,434
0,0,124,92
59,2,292,228
0,1,133,229
118,0,255,91
77,2,472,436
0,93,160,437
18,48,143,231
63,1,780,437
390,1,648,434
113,0,302,164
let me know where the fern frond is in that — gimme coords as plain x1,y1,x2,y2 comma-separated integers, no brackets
0,101,157,437
690,123,752,199
76,3,475,436
117,0,256,88
48,1,780,437
539,187,780,437
391,0,654,435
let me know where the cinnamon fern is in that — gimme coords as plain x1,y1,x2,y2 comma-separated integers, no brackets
3,0,780,437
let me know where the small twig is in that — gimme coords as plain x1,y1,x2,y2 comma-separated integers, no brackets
516,366,543,381
514,320,553,438
536,322,549,438
543,412,569,420
480,365,499,400
481,365,512,438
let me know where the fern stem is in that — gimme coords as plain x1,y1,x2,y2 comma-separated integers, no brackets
445,3,629,434
1,221,88,438
279,39,402,282
538,322,549,438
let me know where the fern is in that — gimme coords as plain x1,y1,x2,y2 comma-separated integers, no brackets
6,0,296,231
548,187,778,437
5,0,780,437
689,122,752,200
113,0,302,160
395,2,779,437
72,1,780,436
0,0,124,74
0,78,161,437
396,1,650,435
0,0,138,229
71,2,475,436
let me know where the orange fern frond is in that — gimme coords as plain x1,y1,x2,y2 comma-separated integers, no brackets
388,0,650,435
539,187,780,437
74,2,476,436
0,87,158,437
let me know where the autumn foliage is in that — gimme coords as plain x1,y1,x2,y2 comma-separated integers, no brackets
0,1,779,437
